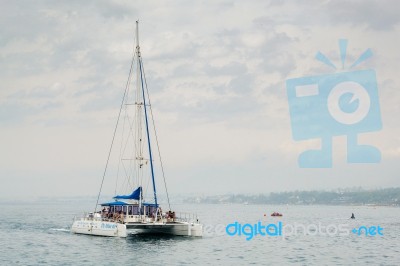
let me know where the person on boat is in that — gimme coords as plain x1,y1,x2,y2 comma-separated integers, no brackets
351,213,355,219
165,211,172,221
158,207,162,220
119,211,124,223
114,212,119,221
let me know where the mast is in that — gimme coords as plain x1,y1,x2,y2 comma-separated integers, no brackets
136,20,158,207
135,20,143,210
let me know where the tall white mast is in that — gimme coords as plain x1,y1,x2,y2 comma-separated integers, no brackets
136,20,158,207
135,20,143,208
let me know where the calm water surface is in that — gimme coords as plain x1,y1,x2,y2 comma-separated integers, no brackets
0,201,399,265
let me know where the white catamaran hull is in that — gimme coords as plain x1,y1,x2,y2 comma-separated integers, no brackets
71,220,127,237
71,220,202,238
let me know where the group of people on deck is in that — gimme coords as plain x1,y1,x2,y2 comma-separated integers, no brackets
165,210,176,221
99,207,177,223
101,208,125,223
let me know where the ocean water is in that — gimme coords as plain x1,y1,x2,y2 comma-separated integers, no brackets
0,201,399,265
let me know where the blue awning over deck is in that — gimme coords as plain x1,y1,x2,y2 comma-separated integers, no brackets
100,201,128,206
100,201,158,207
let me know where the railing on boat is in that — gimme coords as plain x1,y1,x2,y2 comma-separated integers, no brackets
73,212,102,222
174,212,199,223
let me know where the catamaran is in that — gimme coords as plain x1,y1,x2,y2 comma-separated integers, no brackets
71,21,202,237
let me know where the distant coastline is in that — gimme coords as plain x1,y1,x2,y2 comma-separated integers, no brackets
2,188,399,206
185,188,400,206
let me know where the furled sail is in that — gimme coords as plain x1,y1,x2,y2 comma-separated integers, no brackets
113,187,142,200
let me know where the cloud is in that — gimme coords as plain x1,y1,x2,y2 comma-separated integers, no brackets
325,0,400,30
0,0,399,198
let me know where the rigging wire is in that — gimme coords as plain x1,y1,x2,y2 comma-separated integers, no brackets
136,47,144,200
140,58,171,211
138,56,158,207
118,105,139,193
93,35,137,214
93,24,171,213
114,83,128,195
116,41,138,195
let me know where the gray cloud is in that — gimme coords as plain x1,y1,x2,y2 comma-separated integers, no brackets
0,0,399,198
325,0,400,30
203,61,248,78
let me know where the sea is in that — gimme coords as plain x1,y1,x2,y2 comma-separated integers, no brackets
0,200,399,265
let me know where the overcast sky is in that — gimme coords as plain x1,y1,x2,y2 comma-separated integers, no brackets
1,0,399,199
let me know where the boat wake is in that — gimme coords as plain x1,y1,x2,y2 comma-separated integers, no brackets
50,228,70,233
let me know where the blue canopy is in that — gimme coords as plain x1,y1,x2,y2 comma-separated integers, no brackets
100,201,128,206
113,187,142,200
100,201,157,207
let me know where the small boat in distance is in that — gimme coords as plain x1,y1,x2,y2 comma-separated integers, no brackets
271,212,283,217
71,21,202,238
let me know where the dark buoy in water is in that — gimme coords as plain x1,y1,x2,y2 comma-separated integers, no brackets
351,213,355,219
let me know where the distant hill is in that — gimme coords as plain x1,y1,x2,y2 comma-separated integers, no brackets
186,188,400,206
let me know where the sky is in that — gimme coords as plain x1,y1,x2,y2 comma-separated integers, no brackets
1,0,399,199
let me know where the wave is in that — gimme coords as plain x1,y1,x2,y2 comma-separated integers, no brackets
49,228,70,232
